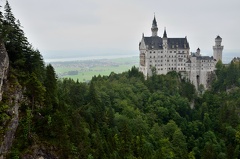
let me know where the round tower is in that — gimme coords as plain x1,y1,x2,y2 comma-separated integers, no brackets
213,35,224,62
151,15,158,36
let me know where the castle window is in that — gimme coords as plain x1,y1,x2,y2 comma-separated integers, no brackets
170,51,172,53
150,56,151,58
174,51,176,53
182,51,185,53
154,56,155,58
150,51,152,53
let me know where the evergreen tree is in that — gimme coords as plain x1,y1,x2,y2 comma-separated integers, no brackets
4,0,15,25
44,64,58,112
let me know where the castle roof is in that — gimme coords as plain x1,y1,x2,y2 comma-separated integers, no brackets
216,35,222,39
143,36,163,49
196,56,213,60
163,28,167,38
142,36,189,49
152,16,157,27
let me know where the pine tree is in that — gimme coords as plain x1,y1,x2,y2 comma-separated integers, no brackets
44,64,58,112
4,0,15,25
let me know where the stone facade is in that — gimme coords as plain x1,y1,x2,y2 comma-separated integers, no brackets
139,16,223,89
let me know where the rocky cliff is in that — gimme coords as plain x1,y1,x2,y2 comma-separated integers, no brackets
0,42,9,101
0,42,22,159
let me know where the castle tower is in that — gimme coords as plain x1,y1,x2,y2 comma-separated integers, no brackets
163,27,167,46
213,35,224,62
151,15,158,36
196,48,201,56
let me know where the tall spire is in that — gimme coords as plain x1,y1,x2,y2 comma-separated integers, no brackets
163,27,167,38
151,14,158,36
152,14,157,27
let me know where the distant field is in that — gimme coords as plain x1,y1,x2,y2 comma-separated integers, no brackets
51,56,138,82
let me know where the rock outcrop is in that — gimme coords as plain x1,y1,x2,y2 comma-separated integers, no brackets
0,42,9,101
0,87,22,158
0,42,21,159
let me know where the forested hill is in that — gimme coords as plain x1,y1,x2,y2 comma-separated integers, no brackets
1,1,240,159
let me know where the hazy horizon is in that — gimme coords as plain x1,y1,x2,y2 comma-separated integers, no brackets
43,49,239,64
6,0,240,60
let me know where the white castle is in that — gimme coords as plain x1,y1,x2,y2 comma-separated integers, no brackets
139,16,223,89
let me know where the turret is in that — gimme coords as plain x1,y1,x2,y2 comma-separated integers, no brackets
162,27,167,46
196,48,201,56
213,35,224,62
151,15,158,36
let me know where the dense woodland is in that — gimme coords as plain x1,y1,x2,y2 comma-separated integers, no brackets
1,1,240,159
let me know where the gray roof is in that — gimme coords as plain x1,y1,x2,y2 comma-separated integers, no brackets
142,36,189,49
143,36,163,49
196,56,213,60
216,35,222,39
152,16,157,27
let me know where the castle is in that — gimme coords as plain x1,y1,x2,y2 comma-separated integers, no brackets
139,16,223,89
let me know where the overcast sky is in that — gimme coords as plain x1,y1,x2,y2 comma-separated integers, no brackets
3,0,240,60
